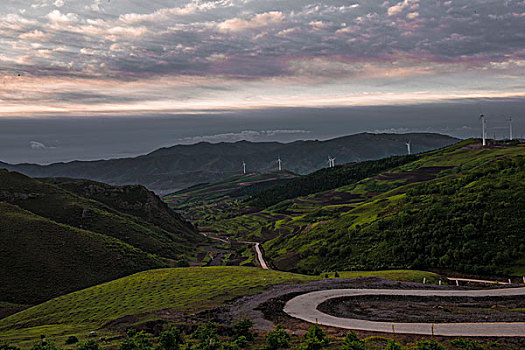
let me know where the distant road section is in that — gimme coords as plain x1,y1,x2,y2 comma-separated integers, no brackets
255,243,269,270
284,288,525,337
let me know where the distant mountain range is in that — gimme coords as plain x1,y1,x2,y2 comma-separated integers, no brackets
0,133,458,193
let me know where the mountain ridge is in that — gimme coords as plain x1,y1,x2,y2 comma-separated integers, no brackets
0,132,458,193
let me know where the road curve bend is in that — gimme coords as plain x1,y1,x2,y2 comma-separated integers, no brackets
284,287,525,337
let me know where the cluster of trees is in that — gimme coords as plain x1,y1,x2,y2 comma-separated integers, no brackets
377,156,524,275
249,155,417,209
1,322,490,350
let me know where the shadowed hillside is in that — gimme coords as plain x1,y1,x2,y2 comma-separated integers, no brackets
0,170,202,305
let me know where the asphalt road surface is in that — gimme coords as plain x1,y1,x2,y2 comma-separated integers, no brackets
255,243,269,269
284,287,525,337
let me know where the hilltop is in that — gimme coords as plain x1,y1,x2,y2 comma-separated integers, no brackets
0,170,203,305
0,133,457,193
182,140,525,277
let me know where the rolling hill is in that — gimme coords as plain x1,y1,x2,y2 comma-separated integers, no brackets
0,170,203,305
0,266,439,347
0,133,457,193
189,140,525,277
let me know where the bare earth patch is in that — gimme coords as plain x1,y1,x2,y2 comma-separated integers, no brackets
317,295,525,323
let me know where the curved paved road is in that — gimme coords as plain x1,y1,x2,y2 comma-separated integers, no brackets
284,288,525,337
254,243,269,269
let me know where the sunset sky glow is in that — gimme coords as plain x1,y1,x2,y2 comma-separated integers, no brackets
1,0,525,117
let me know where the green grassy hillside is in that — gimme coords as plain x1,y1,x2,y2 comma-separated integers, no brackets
264,140,525,275
248,154,418,209
0,170,202,304
198,140,525,276
0,267,438,347
0,267,315,346
0,170,201,260
0,201,165,304
43,178,198,242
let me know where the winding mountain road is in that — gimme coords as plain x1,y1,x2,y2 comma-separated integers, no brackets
284,287,525,337
254,243,269,269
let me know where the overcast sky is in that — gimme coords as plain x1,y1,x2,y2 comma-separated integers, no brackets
0,0,524,163
1,0,525,116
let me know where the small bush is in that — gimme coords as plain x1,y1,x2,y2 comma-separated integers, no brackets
77,340,100,350
30,340,61,350
157,327,184,350
416,340,445,350
264,324,290,350
341,331,364,350
385,340,405,350
65,336,79,345
298,324,330,350
119,330,153,350
1,342,21,350
232,318,254,342
450,338,484,350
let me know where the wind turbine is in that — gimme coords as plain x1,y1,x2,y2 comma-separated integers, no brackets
242,160,246,175
327,156,336,168
480,114,486,146
405,141,411,155
277,156,282,171
508,117,513,140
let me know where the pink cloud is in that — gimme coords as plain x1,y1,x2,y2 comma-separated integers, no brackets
217,11,285,32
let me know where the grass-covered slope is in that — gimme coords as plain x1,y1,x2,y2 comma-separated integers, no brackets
0,201,165,304
0,267,438,347
43,177,198,242
0,170,201,260
0,170,202,304
262,141,525,276
0,267,316,345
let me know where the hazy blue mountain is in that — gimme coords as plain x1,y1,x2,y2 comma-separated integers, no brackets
0,133,458,193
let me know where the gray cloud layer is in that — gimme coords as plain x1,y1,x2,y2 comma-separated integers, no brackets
0,0,524,115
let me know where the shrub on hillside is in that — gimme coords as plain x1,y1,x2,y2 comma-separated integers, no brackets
232,318,254,342
341,331,364,350
157,327,184,350
64,336,78,345
416,340,445,350
0,343,20,350
77,340,100,350
264,324,290,350
450,338,484,350
119,330,153,350
30,340,61,350
298,324,330,350
385,339,405,350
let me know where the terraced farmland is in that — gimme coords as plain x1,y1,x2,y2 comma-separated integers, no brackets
182,140,525,276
